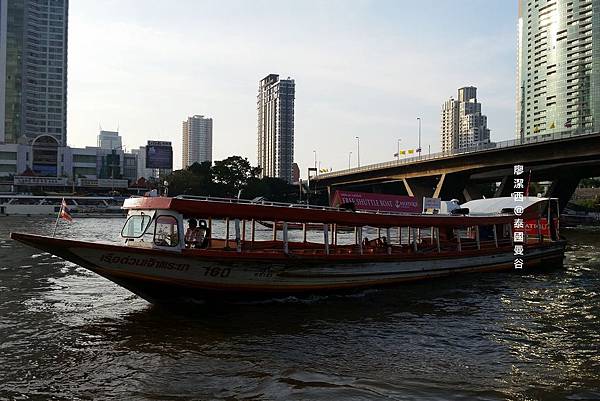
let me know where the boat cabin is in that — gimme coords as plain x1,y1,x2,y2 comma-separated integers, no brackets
120,195,561,258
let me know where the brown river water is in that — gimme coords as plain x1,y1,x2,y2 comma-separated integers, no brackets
0,217,599,400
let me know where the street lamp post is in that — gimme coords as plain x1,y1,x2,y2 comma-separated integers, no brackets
397,139,402,161
417,117,422,158
313,150,317,170
348,151,352,170
355,136,360,167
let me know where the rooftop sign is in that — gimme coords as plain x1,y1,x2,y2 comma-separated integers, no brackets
147,141,172,146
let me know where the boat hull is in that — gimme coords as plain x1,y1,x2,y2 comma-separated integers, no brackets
11,232,566,304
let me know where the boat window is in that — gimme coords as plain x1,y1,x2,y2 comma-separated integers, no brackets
154,215,180,247
121,214,153,238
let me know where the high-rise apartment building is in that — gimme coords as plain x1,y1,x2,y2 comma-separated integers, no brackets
0,0,69,145
0,1,6,142
516,0,598,139
182,115,212,168
257,74,295,183
441,87,491,152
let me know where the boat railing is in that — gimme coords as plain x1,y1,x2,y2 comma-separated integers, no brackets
174,194,429,217
172,195,483,219
175,194,345,212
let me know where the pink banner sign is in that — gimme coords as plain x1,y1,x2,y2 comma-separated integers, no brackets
332,190,420,213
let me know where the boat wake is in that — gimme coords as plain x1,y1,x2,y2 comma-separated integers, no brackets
231,288,383,305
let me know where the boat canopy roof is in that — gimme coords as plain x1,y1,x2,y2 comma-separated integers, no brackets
123,196,517,227
461,196,555,217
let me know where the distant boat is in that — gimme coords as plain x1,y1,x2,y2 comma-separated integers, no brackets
0,195,125,217
11,195,566,304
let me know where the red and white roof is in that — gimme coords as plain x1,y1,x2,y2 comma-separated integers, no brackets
123,196,516,228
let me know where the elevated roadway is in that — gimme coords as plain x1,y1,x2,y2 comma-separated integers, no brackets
311,131,600,210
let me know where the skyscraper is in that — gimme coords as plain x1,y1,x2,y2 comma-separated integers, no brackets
516,0,598,139
97,130,122,150
441,87,491,152
182,115,213,168
257,74,295,183
0,0,69,145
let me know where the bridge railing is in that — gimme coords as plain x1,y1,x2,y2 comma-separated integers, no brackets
314,129,597,179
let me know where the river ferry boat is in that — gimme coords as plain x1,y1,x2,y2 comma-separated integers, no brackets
11,195,566,304
0,195,124,217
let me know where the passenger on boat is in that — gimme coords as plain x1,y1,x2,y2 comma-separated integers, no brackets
479,225,495,241
185,219,202,248
440,227,454,241
380,236,388,248
361,237,385,248
198,220,210,248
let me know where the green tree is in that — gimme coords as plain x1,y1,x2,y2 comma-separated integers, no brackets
166,162,216,196
211,156,261,197
188,161,213,192
165,169,203,196
165,155,303,202
245,177,299,202
580,178,600,188
188,161,212,182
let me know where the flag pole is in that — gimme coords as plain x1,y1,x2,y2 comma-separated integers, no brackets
52,199,63,237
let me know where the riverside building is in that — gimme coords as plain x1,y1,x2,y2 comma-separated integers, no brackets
257,74,295,183
516,0,599,139
182,115,213,168
441,87,491,152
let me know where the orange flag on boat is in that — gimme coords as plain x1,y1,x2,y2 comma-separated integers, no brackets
59,198,72,222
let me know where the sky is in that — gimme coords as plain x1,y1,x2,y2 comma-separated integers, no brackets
67,0,519,176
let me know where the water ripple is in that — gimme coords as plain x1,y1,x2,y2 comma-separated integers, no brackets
0,220,599,400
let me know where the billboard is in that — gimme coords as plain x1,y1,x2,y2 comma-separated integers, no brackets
331,190,420,213
146,141,173,169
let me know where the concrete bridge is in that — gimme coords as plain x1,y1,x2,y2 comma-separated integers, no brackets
310,130,600,211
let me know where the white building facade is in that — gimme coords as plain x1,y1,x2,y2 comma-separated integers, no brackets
182,115,213,168
441,87,491,152
257,74,295,183
131,147,155,180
